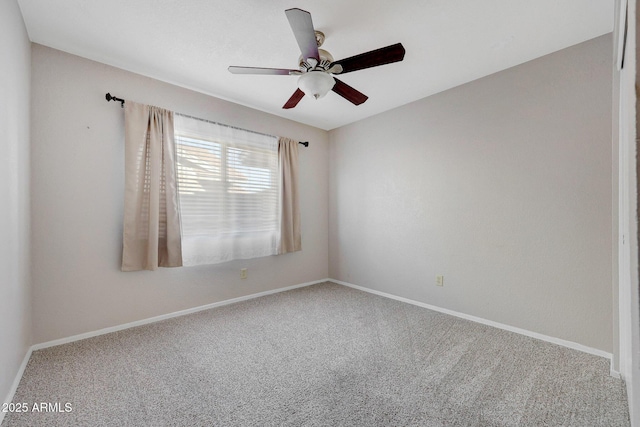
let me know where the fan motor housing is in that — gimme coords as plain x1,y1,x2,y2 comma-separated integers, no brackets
299,49,334,71
297,30,333,71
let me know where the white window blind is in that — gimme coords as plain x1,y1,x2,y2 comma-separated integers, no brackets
174,114,280,266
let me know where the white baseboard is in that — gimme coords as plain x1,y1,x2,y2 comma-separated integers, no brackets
1,346,33,426
331,279,616,372
32,278,328,351
5,274,617,418
2,278,328,424
1,279,327,424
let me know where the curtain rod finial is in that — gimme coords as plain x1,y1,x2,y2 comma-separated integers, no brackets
106,93,124,108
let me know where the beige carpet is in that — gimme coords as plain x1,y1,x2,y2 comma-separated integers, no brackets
2,282,630,426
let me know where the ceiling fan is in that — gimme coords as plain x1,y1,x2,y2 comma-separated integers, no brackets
228,8,406,109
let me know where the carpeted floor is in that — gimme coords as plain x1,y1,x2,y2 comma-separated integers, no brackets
2,282,630,426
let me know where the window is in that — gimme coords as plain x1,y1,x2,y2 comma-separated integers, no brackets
174,114,280,266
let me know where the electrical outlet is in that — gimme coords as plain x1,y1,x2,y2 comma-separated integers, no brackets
436,275,444,286
240,268,248,279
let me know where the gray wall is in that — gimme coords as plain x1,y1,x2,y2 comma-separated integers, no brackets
30,45,329,344
329,35,614,352
0,0,32,405
18,26,618,357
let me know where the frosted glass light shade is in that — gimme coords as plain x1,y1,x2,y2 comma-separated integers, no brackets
298,71,335,99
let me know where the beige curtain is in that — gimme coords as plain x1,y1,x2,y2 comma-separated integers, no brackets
278,137,301,254
122,101,182,271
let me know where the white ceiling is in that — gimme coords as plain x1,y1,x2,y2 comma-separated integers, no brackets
17,0,613,131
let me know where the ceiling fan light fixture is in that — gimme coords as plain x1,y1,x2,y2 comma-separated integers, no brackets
298,71,335,99
228,8,405,109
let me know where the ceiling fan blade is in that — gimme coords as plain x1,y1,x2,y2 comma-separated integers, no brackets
283,88,305,109
332,78,368,105
285,8,320,61
228,66,300,75
330,43,406,74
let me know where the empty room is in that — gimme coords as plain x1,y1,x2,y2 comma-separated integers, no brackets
2,0,640,425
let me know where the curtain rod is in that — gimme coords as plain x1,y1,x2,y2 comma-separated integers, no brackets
105,93,309,147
